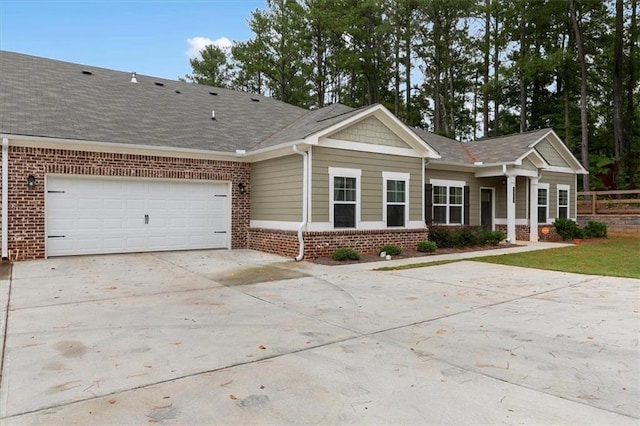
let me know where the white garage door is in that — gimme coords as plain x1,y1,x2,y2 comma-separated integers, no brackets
46,176,230,257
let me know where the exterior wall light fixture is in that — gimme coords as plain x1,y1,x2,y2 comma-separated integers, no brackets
27,174,36,189
238,183,246,194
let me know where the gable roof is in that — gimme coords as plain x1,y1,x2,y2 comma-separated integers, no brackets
0,50,307,152
0,50,586,174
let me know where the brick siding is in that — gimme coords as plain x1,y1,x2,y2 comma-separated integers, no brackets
6,146,250,260
248,227,429,260
495,224,562,242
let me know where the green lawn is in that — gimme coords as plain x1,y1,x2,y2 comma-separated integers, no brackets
474,236,640,278
377,237,640,278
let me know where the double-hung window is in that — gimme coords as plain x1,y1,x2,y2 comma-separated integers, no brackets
538,184,549,223
557,184,570,219
329,167,361,228
431,180,464,225
383,172,409,227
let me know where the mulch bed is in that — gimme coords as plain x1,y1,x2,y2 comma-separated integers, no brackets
311,243,520,266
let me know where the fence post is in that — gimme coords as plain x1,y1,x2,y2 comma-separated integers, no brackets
591,192,596,215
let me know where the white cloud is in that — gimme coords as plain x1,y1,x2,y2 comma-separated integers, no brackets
186,36,232,58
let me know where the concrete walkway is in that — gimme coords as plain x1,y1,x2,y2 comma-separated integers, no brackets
0,243,637,424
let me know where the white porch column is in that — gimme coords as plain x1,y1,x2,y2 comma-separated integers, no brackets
506,175,516,243
2,137,8,259
529,176,539,242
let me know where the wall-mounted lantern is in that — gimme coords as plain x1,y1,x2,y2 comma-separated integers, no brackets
238,183,247,194
27,174,36,189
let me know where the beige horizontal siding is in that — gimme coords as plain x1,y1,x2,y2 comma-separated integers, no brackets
251,155,302,221
312,147,422,223
329,116,410,148
536,138,570,168
541,171,576,219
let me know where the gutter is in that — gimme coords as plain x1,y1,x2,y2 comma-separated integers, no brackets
2,138,8,260
292,145,309,261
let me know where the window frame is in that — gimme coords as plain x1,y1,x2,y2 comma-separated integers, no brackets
430,179,465,225
329,167,361,229
538,183,550,224
557,184,570,219
383,171,410,228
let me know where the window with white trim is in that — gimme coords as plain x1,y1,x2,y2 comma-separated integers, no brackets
538,183,549,223
557,184,570,219
383,171,409,227
329,167,361,228
431,179,464,225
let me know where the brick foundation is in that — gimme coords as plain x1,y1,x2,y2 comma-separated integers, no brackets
495,224,562,242
248,227,429,260
6,146,250,260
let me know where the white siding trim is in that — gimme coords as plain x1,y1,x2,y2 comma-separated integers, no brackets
250,220,300,231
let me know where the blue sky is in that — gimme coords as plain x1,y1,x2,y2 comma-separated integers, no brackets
0,0,265,80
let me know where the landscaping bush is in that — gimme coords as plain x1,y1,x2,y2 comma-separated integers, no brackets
553,217,577,241
479,230,506,245
573,227,585,239
451,227,478,247
417,240,437,253
584,221,607,238
430,226,505,248
379,245,403,256
428,227,454,248
331,248,360,261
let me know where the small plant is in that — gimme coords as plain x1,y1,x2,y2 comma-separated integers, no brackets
584,221,607,238
428,227,454,248
417,240,437,253
553,217,577,241
379,244,402,256
331,247,360,261
451,228,478,247
480,230,505,245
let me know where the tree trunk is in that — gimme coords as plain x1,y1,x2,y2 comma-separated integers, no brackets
613,0,624,186
493,11,500,136
569,0,590,190
625,0,637,159
394,32,400,115
519,15,527,133
483,0,490,137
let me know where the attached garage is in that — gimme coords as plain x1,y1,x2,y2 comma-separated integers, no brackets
46,175,230,257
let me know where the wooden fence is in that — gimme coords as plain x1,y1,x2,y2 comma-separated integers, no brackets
577,189,640,215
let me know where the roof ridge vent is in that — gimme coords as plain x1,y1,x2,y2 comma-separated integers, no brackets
81,70,93,75
130,72,137,83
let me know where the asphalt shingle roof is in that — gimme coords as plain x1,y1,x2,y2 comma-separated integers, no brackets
0,50,308,152
0,50,553,164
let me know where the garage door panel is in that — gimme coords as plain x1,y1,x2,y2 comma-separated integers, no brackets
47,176,229,256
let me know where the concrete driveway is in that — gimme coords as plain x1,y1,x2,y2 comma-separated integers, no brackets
0,248,638,425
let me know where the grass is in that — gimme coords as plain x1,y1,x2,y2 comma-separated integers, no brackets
473,236,639,278
376,236,640,278
375,259,459,271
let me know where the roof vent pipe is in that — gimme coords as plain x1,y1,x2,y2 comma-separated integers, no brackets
130,72,137,83
211,110,216,120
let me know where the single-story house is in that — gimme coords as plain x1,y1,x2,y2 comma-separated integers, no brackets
0,51,587,261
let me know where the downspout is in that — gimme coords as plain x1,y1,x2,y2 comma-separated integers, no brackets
293,145,308,261
2,138,8,260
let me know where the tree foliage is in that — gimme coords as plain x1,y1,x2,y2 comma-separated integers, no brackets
187,0,640,190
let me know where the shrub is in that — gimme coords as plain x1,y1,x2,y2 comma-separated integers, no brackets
428,227,454,248
553,217,577,241
573,227,586,239
417,240,437,253
584,221,607,238
479,230,505,245
379,244,402,256
331,247,360,261
451,227,478,247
